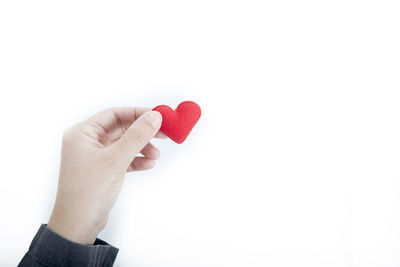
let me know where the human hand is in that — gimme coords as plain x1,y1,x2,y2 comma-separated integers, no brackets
48,107,164,244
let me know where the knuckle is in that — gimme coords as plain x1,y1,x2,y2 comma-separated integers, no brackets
109,107,117,115
133,128,149,144
62,126,75,143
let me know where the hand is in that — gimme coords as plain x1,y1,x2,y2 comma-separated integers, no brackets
48,107,164,244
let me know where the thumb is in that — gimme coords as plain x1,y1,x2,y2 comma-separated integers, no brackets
112,111,162,165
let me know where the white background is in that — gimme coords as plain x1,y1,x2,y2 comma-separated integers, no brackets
1,1,400,266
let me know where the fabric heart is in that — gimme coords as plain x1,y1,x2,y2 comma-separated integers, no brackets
152,101,201,144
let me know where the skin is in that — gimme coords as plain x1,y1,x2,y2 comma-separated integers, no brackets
47,107,166,244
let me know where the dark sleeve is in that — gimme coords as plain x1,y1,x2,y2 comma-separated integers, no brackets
18,224,119,267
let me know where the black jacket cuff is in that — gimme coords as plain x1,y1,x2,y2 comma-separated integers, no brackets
18,224,118,267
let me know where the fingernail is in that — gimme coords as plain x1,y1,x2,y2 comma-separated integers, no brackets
146,111,162,128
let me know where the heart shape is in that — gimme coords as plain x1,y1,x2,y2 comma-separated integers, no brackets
152,101,201,144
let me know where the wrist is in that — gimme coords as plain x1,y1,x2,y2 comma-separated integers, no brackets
48,213,99,245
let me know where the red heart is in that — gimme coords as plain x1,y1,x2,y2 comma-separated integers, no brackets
152,101,201,144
